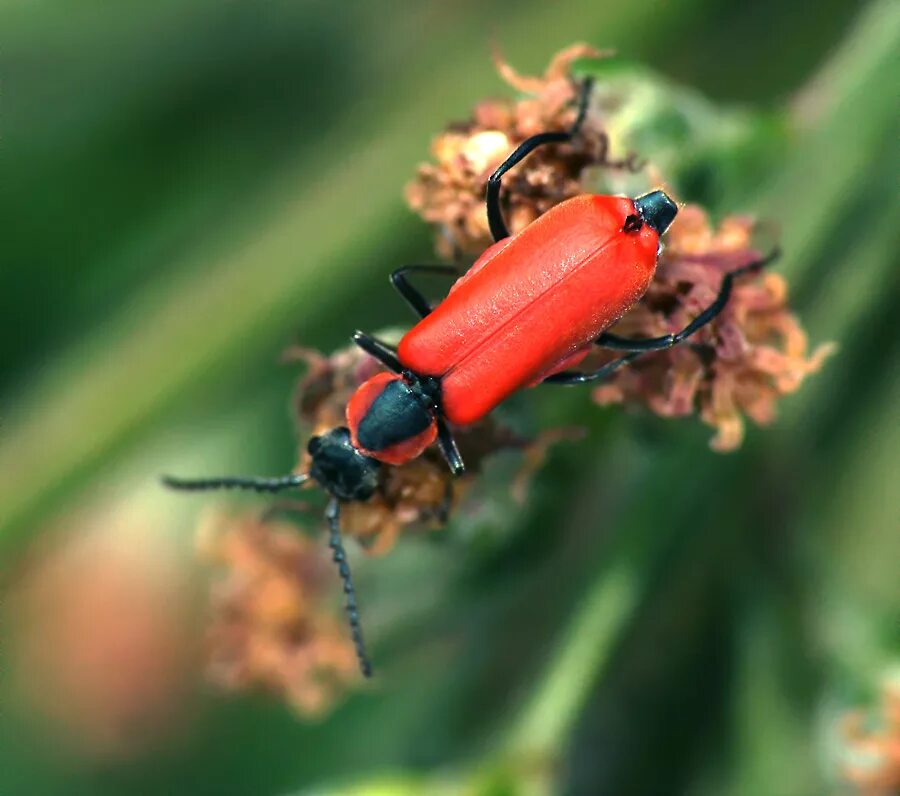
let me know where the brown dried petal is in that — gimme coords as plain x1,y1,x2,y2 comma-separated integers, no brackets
198,510,358,717
594,205,832,451
407,47,619,256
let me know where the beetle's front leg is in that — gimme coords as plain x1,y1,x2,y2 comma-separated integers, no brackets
389,264,459,319
352,330,403,372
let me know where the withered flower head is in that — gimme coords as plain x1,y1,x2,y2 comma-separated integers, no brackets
406,44,833,450
406,44,631,257
591,206,835,451
839,678,900,795
283,337,575,554
197,509,358,716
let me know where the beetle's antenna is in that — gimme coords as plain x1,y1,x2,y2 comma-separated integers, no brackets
161,473,309,494
325,498,373,677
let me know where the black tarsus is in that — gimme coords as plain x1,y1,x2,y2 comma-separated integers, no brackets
543,352,642,385
435,415,465,476
486,77,594,242
161,473,308,494
326,498,373,678
595,250,781,353
390,264,459,319
352,330,403,372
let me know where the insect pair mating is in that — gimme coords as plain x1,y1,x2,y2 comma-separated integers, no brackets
164,79,775,676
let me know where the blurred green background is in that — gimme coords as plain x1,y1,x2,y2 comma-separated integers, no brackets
0,0,897,794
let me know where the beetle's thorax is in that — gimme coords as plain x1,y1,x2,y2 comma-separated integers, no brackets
345,370,440,466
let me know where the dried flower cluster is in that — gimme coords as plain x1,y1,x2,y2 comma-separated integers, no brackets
193,342,573,715
284,339,569,554
590,206,835,450
406,48,832,450
197,509,358,716
840,680,900,795
407,44,635,258
192,45,835,718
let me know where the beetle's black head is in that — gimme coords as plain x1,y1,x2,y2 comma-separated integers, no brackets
308,427,383,502
633,190,678,236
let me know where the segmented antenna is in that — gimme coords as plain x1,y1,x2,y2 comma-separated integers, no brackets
325,498,373,677
161,473,309,494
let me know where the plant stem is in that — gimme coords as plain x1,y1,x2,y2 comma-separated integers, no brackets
505,564,638,756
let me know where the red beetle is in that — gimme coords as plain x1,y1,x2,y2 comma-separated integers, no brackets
165,79,771,675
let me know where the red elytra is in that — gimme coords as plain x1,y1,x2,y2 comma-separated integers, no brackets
397,194,660,426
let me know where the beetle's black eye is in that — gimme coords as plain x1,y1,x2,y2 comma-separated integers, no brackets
307,436,322,455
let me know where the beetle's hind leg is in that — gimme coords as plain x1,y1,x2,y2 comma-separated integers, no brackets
485,77,594,242
594,250,780,353
542,352,642,385
544,251,779,386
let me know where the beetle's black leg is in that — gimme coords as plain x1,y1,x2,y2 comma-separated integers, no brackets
352,330,403,372
545,252,779,385
390,264,460,319
161,473,309,493
595,251,779,353
486,77,594,242
325,498,373,678
542,352,642,385
435,415,465,476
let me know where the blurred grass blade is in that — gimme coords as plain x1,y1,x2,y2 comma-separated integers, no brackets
505,567,637,756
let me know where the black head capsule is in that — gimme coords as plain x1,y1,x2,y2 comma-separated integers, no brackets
633,190,678,236
307,427,383,502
